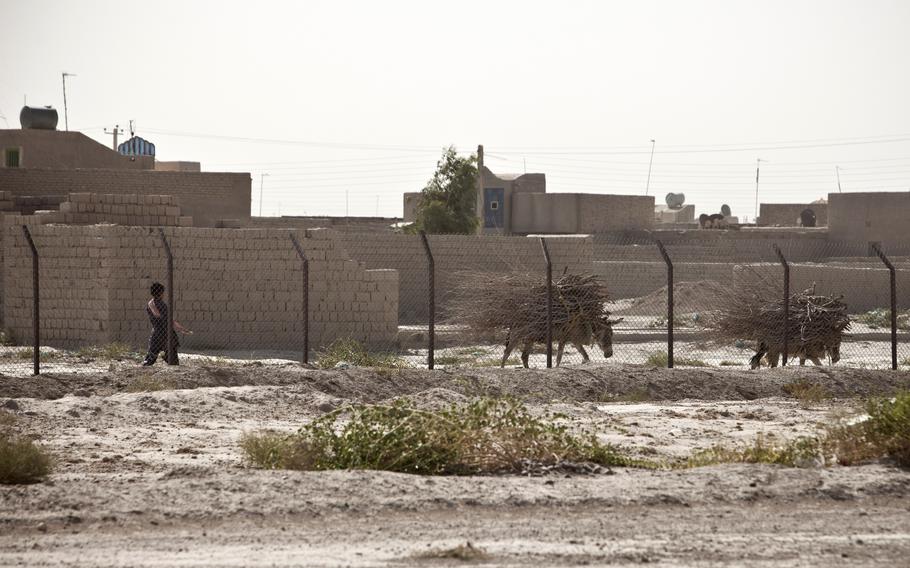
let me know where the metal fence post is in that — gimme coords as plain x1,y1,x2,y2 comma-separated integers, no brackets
21,226,39,376
419,231,435,369
655,240,673,368
289,233,310,365
540,237,553,368
871,243,898,370
157,229,177,365
772,244,790,366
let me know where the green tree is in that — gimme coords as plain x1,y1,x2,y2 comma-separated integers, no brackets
409,146,478,234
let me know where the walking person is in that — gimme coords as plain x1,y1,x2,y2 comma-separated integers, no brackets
142,282,191,366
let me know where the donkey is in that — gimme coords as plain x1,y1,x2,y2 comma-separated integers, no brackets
500,315,623,368
749,335,842,369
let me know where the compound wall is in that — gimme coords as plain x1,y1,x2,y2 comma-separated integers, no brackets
336,232,594,323
2,223,397,351
732,263,910,314
594,261,736,299
759,203,828,227
828,192,910,245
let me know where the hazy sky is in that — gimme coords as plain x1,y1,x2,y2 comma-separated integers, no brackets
2,0,909,220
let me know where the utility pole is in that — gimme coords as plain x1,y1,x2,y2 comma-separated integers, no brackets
753,158,765,221
258,173,269,217
645,139,656,195
836,166,843,193
61,72,76,131
104,124,123,150
476,144,484,234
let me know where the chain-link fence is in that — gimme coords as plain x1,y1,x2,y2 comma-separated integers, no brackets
2,221,909,376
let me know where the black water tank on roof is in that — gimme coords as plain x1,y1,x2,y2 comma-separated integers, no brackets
20,106,59,130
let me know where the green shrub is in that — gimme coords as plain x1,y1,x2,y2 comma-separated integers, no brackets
315,339,405,370
834,392,910,467
599,389,652,403
686,434,821,468
687,393,910,469
242,397,635,474
0,430,53,484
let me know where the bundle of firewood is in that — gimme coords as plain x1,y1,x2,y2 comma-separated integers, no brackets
703,281,851,344
446,271,612,338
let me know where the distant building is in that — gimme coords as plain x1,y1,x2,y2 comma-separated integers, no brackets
0,109,249,227
474,166,654,235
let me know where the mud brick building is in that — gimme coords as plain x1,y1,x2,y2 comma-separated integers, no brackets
0,127,250,227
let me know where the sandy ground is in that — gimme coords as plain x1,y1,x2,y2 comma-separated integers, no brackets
1,363,910,566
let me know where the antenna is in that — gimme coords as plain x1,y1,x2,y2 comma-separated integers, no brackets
753,158,766,220
62,72,77,131
835,165,843,193
645,139,656,195
129,120,135,137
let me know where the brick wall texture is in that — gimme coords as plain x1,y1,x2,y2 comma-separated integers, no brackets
336,232,594,323
33,193,192,227
2,223,397,352
0,168,250,228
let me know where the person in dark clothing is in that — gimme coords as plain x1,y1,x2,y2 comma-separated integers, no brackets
142,282,191,366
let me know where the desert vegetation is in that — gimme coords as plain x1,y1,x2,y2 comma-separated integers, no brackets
242,397,637,474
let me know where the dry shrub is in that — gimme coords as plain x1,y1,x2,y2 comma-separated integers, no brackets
75,342,140,361
316,338,405,370
782,378,831,407
125,376,178,393
242,398,634,474
0,422,53,484
645,352,707,368
414,542,488,561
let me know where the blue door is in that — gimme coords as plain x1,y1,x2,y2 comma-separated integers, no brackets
484,188,505,229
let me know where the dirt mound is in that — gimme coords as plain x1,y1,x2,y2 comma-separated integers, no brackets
2,363,907,403
616,280,731,316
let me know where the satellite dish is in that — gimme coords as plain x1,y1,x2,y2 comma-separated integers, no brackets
665,193,686,210
720,204,732,217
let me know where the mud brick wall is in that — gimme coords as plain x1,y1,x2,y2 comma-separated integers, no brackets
34,193,192,227
759,203,828,227
2,225,398,352
594,261,736,299
592,230,839,263
2,220,113,346
732,263,910,314
0,168,250,228
335,233,593,323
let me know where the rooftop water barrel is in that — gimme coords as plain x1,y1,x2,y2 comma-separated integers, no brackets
19,106,59,130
